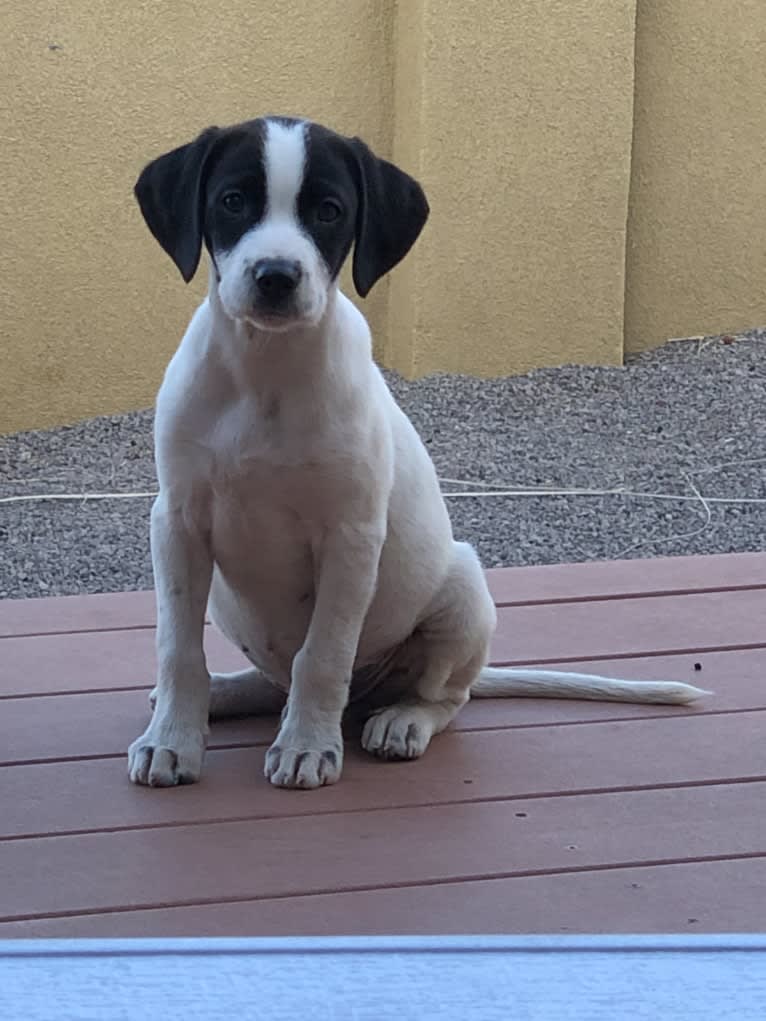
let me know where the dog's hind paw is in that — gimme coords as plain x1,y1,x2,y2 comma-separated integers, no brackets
361,704,432,760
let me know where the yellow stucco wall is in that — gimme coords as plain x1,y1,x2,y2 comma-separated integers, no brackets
387,0,636,378
1,1,765,433
626,1,766,351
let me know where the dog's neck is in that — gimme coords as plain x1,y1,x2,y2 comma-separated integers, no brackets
205,263,347,395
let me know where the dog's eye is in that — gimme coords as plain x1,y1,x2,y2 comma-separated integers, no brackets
221,191,245,214
317,198,342,223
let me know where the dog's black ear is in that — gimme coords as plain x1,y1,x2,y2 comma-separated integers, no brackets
134,127,222,283
348,138,429,298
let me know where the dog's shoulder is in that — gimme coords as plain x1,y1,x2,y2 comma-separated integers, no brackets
159,298,213,390
153,298,227,459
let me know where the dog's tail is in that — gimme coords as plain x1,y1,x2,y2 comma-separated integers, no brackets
470,666,710,705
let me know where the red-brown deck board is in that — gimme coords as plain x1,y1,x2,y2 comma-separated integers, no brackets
1,552,764,936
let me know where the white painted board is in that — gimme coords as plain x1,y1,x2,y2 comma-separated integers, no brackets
1,935,764,1021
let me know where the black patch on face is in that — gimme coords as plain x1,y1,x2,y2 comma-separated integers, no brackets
296,124,360,283
202,121,269,258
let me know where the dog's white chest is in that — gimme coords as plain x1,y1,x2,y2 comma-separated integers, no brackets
205,389,305,471
206,453,320,677
200,392,353,637
205,395,322,550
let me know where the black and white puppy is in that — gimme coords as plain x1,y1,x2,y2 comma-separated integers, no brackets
129,116,707,790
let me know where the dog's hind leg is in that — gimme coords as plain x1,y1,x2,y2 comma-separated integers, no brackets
208,668,287,719
361,541,495,761
150,667,286,720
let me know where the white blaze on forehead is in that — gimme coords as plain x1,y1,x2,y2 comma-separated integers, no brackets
263,119,307,218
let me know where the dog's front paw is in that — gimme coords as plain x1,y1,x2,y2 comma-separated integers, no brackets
128,717,206,787
264,729,344,789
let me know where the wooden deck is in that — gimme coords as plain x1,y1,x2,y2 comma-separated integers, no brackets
1,552,764,937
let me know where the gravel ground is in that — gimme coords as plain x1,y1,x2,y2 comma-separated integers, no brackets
2,331,766,600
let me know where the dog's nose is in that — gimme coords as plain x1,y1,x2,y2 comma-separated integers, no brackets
252,259,302,303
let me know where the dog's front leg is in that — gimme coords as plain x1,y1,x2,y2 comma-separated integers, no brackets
265,521,385,789
128,497,213,787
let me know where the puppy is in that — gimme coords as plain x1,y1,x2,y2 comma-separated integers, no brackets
129,116,707,790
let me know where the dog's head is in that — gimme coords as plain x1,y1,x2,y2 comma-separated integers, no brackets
134,116,429,330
